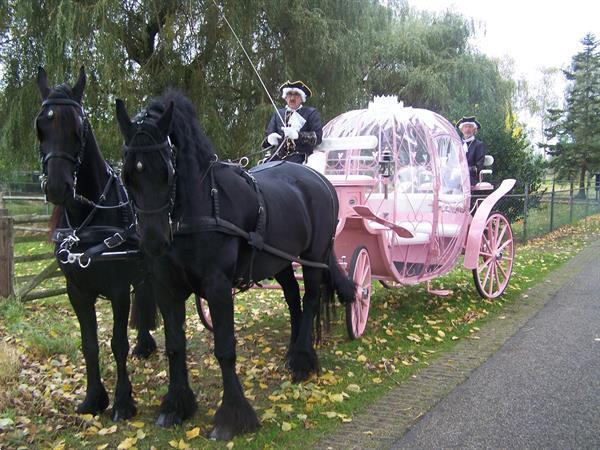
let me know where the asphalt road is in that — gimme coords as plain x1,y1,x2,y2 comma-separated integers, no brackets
392,245,600,449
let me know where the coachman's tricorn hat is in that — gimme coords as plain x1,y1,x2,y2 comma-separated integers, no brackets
456,116,481,130
280,80,312,102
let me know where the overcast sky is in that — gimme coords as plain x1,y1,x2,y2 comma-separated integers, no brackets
409,0,600,81
408,0,600,143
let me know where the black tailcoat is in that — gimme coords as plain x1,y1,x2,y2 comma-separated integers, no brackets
466,138,486,185
262,106,323,159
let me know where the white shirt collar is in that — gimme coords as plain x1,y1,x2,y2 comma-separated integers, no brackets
463,136,475,143
285,105,302,112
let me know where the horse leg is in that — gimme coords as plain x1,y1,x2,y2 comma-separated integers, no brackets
155,293,197,427
274,265,302,365
131,277,157,358
68,284,109,414
207,277,259,440
110,289,137,421
287,266,322,382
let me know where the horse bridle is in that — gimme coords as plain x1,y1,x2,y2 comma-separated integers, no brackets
36,95,88,195
122,115,178,232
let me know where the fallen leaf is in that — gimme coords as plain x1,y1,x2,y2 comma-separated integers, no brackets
281,421,292,431
117,437,137,449
0,418,14,430
186,427,201,440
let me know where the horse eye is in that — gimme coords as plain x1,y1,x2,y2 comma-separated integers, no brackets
136,161,143,172
47,109,54,119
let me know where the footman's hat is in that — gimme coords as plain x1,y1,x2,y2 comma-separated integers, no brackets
456,116,481,130
280,80,312,102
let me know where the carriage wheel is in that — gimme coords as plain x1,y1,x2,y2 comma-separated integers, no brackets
346,246,372,340
472,211,514,299
195,296,213,332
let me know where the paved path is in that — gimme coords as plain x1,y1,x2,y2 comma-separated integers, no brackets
317,240,600,450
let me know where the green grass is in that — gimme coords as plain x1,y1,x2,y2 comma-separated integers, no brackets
1,215,599,449
512,199,600,242
4,199,50,216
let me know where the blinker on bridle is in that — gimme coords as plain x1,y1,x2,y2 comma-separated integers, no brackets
122,119,177,234
36,96,88,194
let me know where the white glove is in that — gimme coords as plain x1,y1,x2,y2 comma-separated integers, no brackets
267,132,282,146
282,126,299,140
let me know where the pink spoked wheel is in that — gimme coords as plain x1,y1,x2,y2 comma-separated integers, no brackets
195,295,213,331
346,246,372,339
472,211,514,299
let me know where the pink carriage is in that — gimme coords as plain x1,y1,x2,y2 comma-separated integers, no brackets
307,96,516,339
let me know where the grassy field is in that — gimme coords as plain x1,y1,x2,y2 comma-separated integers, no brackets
1,213,600,449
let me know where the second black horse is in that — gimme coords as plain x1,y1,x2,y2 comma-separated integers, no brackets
115,90,354,439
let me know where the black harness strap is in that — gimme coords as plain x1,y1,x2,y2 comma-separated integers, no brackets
174,164,329,279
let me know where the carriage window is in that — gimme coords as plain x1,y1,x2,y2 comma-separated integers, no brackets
324,148,377,177
436,136,463,195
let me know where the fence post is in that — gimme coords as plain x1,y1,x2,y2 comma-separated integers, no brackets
569,179,574,223
0,216,15,298
585,174,590,217
523,183,529,242
549,177,556,232
0,191,7,216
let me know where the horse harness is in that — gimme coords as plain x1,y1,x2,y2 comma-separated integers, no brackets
122,126,330,289
38,90,139,267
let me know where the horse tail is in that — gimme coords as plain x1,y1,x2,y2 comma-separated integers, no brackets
327,250,355,305
130,276,158,331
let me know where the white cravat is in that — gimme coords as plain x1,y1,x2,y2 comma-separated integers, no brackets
462,135,475,153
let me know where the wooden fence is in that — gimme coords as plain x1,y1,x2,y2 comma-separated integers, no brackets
0,193,65,301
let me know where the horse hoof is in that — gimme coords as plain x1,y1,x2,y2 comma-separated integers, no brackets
132,340,157,359
210,426,235,441
76,390,109,415
292,370,310,383
156,412,183,428
112,404,137,422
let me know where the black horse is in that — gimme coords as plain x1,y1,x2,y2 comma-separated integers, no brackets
35,67,158,421
115,90,354,439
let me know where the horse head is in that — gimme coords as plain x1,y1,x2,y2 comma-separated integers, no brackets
116,98,176,257
35,66,88,205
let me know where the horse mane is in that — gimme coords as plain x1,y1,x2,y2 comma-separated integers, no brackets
148,89,216,168
48,83,75,100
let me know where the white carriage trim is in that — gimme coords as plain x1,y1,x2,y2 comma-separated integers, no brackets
327,174,376,184
305,150,326,173
315,135,378,151
398,221,461,238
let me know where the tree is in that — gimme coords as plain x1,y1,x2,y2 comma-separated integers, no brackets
544,33,600,197
0,0,545,211
0,0,394,174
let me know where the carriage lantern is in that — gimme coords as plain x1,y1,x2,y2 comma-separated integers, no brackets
378,147,393,178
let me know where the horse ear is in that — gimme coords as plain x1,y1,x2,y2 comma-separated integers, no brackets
157,101,174,135
37,66,50,100
115,99,133,139
72,66,86,103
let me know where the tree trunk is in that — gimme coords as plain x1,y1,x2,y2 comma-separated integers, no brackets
576,168,587,199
